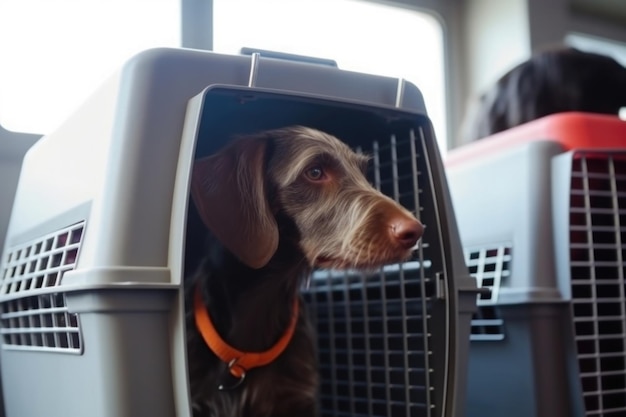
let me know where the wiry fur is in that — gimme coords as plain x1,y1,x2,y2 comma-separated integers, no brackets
186,126,423,417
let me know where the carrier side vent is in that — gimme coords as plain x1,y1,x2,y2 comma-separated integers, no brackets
0,222,85,353
569,153,626,416
465,245,510,341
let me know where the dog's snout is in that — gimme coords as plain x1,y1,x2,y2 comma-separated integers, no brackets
390,217,424,249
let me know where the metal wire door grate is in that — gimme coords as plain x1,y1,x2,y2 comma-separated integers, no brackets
569,152,626,416
304,127,443,417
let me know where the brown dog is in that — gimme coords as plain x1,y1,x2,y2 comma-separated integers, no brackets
185,126,423,417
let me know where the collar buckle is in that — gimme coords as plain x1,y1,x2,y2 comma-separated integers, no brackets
218,358,247,391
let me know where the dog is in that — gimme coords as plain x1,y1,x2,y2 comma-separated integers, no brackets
185,126,423,417
461,47,626,143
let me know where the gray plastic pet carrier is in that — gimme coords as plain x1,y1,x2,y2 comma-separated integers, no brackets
0,48,477,417
446,112,626,417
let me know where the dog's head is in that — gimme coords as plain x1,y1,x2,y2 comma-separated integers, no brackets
191,126,423,270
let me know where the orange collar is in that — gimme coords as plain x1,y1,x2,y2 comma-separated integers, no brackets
194,286,299,386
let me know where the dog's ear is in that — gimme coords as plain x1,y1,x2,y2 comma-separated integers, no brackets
190,137,278,269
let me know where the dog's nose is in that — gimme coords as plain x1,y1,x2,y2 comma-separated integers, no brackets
390,218,424,249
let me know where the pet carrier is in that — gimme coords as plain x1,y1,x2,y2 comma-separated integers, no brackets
445,112,626,417
0,47,477,417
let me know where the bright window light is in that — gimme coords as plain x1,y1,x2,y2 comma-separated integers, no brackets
214,0,448,154
0,0,180,134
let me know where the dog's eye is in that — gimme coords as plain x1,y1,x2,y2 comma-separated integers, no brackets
305,166,325,181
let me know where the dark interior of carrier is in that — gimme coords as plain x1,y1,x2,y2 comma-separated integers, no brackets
183,87,450,417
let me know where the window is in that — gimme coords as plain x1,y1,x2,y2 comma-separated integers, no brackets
1,0,447,152
0,0,180,134
213,0,447,154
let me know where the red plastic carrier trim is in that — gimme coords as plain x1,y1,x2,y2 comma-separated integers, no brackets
445,112,626,168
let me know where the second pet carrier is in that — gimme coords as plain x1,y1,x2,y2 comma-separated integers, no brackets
0,48,477,417
446,112,626,417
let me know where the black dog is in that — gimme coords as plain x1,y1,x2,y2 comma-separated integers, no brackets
462,47,626,143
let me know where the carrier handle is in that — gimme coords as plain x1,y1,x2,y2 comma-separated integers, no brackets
395,77,405,108
248,52,261,87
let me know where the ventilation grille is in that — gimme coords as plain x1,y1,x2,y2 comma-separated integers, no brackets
465,245,510,341
569,154,626,416
304,128,440,417
0,222,85,353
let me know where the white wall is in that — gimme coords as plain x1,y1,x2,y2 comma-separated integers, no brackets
464,0,531,97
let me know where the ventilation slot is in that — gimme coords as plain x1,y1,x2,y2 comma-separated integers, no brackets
304,128,439,417
569,154,626,416
0,222,85,353
465,245,510,341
